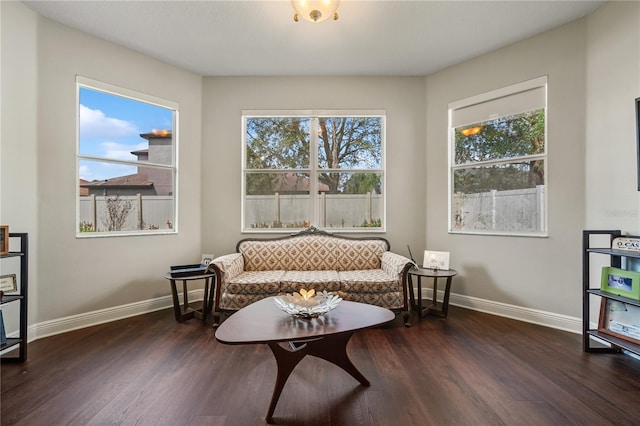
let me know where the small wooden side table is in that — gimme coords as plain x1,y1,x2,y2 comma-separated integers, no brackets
408,267,458,318
164,271,216,322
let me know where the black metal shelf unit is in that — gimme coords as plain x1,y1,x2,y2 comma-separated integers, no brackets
0,233,28,362
582,230,640,354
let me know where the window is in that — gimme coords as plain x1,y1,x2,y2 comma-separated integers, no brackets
449,77,547,236
76,76,178,237
242,110,385,232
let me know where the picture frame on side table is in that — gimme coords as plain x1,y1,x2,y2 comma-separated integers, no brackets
0,226,8,255
201,254,215,267
598,298,640,345
423,250,450,270
600,266,640,299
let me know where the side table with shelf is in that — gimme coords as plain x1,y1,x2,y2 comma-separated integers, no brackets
164,270,216,322
1,233,28,363
583,229,640,354
408,267,457,318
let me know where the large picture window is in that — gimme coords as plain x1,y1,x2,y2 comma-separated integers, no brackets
449,77,547,236
242,110,385,232
76,76,178,237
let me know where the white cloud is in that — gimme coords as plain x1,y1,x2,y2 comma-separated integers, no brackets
78,165,92,181
101,141,147,161
80,104,137,138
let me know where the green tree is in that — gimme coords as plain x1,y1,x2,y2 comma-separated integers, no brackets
245,117,309,195
343,173,382,194
246,117,310,169
317,117,381,193
245,116,382,194
454,109,545,193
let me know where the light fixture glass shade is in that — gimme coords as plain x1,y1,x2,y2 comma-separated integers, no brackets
291,0,340,23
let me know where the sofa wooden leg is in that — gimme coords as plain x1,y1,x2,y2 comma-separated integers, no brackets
402,311,411,327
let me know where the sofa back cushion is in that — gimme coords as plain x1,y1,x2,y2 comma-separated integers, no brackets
238,234,387,272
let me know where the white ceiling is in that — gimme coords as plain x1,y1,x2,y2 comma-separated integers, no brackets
24,0,605,77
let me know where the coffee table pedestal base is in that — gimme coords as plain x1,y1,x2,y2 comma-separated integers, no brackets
265,331,368,423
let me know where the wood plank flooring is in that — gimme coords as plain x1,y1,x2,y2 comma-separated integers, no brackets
3,306,640,425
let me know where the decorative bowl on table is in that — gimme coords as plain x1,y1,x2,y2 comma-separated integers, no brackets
273,289,342,319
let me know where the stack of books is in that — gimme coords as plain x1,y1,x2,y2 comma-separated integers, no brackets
169,263,209,278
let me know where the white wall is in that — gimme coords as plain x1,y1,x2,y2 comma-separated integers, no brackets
424,1,640,327
1,2,204,333
585,1,640,233
0,1,39,331
200,77,426,259
425,18,589,323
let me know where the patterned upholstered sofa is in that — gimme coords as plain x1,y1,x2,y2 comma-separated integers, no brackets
209,227,413,326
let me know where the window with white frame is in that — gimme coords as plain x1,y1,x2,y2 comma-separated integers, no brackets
449,76,547,236
242,110,385,232
76,76,178,237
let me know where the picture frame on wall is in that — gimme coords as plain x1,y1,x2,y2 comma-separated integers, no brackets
598,298,640,345
0,226,8,255
600,266,640,300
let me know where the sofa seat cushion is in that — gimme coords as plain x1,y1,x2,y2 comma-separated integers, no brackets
219,293,274,311
338,269,398,293
338,291,404,310
279,270,341,293
226,270,284,294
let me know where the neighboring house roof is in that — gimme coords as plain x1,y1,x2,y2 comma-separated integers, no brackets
274,173,330,192
140,130,172,140
80,172,154,189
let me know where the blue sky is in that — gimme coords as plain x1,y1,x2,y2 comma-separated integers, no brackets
79,87,173,181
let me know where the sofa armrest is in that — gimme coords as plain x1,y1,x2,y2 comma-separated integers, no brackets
208,253,244,284
208,253,244,320
381,251,413,315
381,251,413,277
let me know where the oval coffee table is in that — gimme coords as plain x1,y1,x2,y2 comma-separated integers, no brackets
215,297,395,423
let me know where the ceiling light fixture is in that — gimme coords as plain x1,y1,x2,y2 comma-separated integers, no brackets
292,0,340,23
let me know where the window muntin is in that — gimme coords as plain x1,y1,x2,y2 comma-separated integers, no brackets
76,76,178,237
242,111,385,232
449,77,547,236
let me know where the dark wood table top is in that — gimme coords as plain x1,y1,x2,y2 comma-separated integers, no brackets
409,267,458,278
164,272,214,281
215,297,395,345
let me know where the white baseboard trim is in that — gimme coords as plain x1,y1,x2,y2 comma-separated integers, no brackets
418,288,582,334
28,290,205,342
24,288,581,345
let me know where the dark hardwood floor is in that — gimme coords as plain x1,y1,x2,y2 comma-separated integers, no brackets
3,305,640,425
